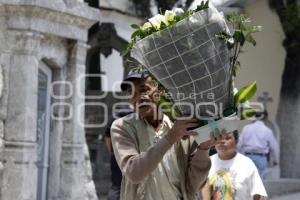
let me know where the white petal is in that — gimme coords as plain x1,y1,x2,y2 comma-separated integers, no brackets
164,10,175,23
142,22,152,30
149,14,165,29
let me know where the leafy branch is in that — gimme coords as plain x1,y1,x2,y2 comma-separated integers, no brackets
216,14,262,111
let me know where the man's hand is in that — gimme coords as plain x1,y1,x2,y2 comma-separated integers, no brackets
198,129,227,150
165,118,198,145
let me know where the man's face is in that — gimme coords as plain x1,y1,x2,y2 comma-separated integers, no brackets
126,76,160,119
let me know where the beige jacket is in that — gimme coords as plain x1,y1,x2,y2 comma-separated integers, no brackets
111,113,211,200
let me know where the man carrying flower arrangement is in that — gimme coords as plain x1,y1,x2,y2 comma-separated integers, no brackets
111,69,226,200
112,1,262,199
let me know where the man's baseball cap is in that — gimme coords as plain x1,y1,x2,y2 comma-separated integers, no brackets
120,68,150,91
255,110,268,118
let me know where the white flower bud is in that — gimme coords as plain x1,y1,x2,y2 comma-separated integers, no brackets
228,38,234,44
233,87,238,95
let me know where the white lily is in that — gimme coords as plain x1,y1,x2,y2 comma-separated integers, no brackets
149,14,166,30
164,10,175,24
141,22,153,31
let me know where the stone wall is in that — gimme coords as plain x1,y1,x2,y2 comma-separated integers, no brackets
0,1,101,199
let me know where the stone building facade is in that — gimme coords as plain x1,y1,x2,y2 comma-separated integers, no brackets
1,0,299,199
0,0,100,199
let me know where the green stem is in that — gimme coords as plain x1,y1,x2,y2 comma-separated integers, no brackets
228,41,239,101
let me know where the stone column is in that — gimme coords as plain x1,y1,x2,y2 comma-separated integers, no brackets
0,50,9,199
0,30,43,200
60,41,97,200
46,65,66,200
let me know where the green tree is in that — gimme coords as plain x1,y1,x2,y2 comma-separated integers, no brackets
270,0,300,178
269,0,300,95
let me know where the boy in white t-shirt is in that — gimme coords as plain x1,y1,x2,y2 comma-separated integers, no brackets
201,131,267,200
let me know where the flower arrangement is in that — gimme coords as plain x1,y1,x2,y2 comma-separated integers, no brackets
123,1,262,142
122,1,209,57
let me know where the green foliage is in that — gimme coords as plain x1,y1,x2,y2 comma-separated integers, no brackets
216,13,262,78
281,4,300,34
216,13,261,115
234,81,257,106
281,3,300,48
194,1,209,12
240,108,257,120
130,24,140,29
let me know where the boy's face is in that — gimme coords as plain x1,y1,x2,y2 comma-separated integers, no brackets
126,76,160,119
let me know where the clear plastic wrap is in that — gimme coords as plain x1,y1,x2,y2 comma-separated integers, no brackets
131,8,232,118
